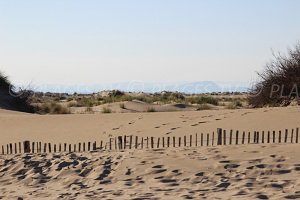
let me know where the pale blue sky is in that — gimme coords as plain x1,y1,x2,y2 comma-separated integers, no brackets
0,0,300,86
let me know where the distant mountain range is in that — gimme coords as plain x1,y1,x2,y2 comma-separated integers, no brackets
25,81,250,94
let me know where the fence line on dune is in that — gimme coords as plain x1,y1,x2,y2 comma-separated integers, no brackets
1,128,299,155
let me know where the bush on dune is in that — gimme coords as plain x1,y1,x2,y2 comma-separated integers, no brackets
0,72,35,113
38,102,70,114
249,43,300,107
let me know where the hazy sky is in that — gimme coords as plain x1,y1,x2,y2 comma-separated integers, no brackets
1,0,300,86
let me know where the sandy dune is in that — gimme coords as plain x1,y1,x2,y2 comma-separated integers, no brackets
0,107,300,199
0,106,300,146
0,144,299,199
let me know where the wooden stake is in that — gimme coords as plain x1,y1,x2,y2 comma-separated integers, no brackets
206,133,209,146
135,136,138,149
151,137,154,149
217,128,222,145
235,130,239,145
24,141,30,153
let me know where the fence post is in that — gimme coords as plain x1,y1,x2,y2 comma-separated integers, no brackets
223,130,226,145
273,131,276,143
14,143,17,154
184,136,187,147
262,131,265,143
24,141,30,153
19,142,21,153
268,131,271,143
54,144,57,152
151,137,154,149
129,136,133,149
48,143,51,153
69,144,71,152
162,137,165,148
212,132,215,146
118,136,123,150
157,137,160,148
146,137,149,148
100,141,103,150
44,143,47,153
93,142,96,150
167,137,170,147
201,133,203,146
190,135,192,147
217,128,222,145
195,133,198,147
279,131,282,143
248,132,251,144
6,144,8,154
178,137,181,147
1,146,4,155
88,142,91,151
115,137,117,150
33,142,36,153
236,131,239,145
296,128,299,143
141,137,144,149
291,129,294,143
257,131,260,144
31,142,35,153
206,133,209,146
78,143,81,152
253,131,256,143
229,130,233,145
173,137,176,147
9,143,12,154
242,131,245,144
285,129,288,143
135,136,138,149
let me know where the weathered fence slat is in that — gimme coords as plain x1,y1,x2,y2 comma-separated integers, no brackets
236,131,239,145
223,130,226,145
242,131,245,144
217,128,222,145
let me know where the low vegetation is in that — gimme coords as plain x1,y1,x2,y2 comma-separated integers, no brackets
38,102,70,114
249,43,300,107
102,107,112,113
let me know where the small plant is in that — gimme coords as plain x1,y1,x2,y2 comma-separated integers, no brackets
196,104,212,111
147,107,156,112
85,106,94,113
39,102,70,114
226,100,242,109
102,106,112,113
119,103,126,109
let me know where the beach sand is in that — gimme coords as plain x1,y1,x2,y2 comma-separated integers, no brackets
0,106,300,199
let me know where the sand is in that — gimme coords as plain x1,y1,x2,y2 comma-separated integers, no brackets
0,144,299,199
0,106,300,199
0,106,300,146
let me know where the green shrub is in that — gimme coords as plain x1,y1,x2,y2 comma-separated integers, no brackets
85,106,94,113
196,104,212,111
102,107,112,113
226,100,242,109
39,102,70,114
187,96,219,105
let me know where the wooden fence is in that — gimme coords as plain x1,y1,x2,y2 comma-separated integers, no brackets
1,128,299,155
